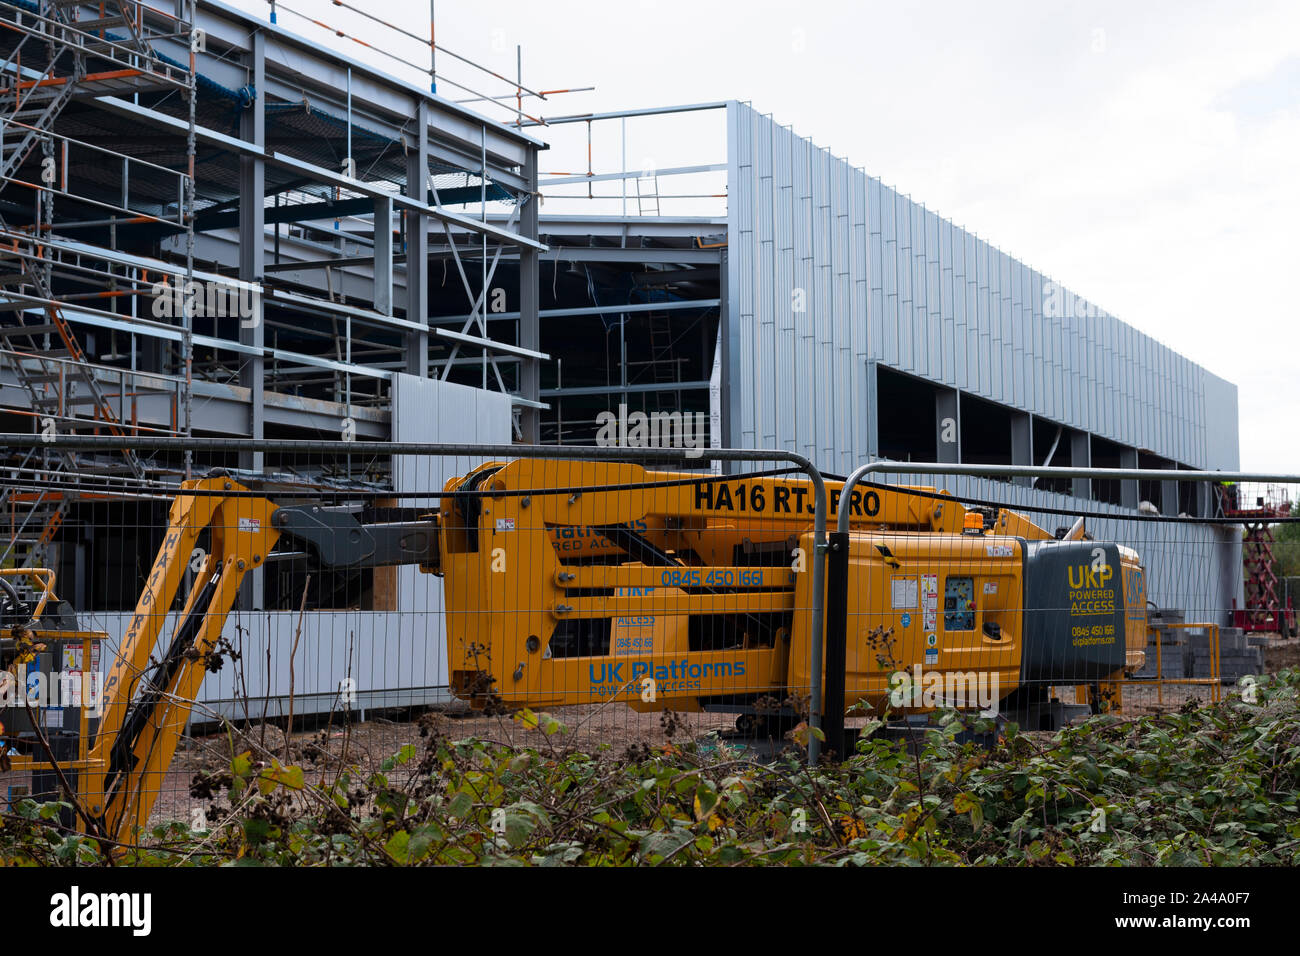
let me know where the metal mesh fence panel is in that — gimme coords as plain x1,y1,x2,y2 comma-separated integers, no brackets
4,437,1298,847
1,437,827,843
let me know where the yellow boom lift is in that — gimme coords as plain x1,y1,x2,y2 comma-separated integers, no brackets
1,458,1150,841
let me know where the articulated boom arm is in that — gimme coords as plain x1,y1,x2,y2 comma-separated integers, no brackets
86,473,437,841
85,475,280,840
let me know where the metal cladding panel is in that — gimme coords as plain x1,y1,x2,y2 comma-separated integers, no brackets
1013,259,1027,409
867,177,884,367
906,194,921,375
897,191,914,373
887,189,902,371
723,103,1237,472
1201,370,1241,471
997,251,1011,407
850,173,870,471
963,231,979,391
945,225,957,385
926,209,942,382
789,136,807,456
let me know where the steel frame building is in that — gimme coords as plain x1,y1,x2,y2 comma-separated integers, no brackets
1,1,1242,631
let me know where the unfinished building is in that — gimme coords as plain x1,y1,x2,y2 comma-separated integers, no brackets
0,0,1243,714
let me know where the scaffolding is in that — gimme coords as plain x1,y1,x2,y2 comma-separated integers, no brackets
0,0,548,607
0,0,196,569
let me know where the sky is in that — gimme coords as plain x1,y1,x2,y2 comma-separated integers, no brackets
232,0,1299,471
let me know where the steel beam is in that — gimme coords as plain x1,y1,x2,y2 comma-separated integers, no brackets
429,297,721,326
936,387,959,463
1071,431,1092,500
541,380,710,398
435,328,549,361
92,97,544,251
1011,412,1033,487
518,146,541,442
374,195,393,317
239,29,267,476
405,101,430,376
540,163,726,187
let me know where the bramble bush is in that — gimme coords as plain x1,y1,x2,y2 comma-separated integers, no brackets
2,670,1297,866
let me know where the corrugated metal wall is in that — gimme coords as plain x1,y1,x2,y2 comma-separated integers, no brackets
723,102,1243,616
723,101,1240,474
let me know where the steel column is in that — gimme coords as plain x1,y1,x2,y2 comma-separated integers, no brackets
518,145,540,442
404,101,430,376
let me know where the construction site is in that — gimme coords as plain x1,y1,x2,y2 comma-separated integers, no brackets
0,0,1296,878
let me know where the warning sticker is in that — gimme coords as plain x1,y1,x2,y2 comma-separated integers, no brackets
238,517,261,533
921,574,939,631
986,544,1014,558
891,576,918,610
983,581,998,595
495,517,515,531
62,644,102,685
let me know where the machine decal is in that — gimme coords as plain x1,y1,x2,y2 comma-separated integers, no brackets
921,574,939,631
891,575,918,609
659,568,765,588
1066,560,1116,616
613,586,655,654
694,481,880,517
1125,567,1147,622
550,520,648,554
587,659,748,698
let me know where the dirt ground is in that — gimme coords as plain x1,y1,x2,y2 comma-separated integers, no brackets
145,636,1300,831
1263,634,1300,672
149,702,740,831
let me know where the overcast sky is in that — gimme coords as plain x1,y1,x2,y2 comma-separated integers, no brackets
235,0,1298,471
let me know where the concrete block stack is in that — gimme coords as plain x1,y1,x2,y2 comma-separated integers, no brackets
1189,627,1263,683
1133,608,1186,680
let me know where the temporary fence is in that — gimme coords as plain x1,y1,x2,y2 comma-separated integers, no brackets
0,434,826,844
822,461,1297,760
0,433,1296,847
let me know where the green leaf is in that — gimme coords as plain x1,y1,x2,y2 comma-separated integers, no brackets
385,830,410,863
504,809,538,848
447,791,473,820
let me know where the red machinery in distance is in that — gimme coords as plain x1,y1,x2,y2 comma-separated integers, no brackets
1219,484,1298,636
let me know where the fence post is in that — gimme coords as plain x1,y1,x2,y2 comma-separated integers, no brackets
822,529,850,760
